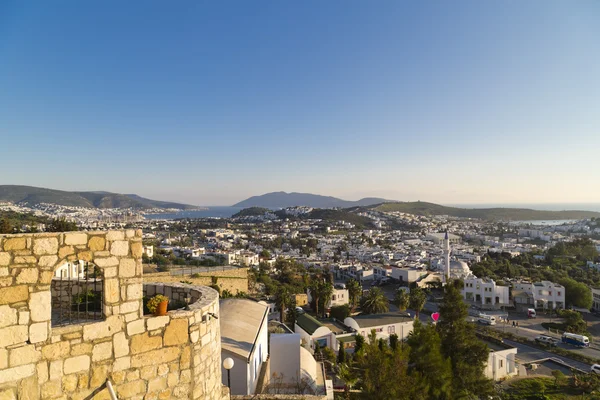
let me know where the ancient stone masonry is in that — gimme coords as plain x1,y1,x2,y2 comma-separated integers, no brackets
0,230,228,400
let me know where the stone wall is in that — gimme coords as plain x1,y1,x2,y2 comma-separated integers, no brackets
144,268,249,295
0,230,227,400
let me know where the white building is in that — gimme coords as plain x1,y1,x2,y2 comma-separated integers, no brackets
307,287,349,309
512,281,565,310
343,313,414,342
591,287,600,311
482,340,518,381
220,299,269,395
462,276,510,308
390,266,427,284
142,245,154,258
54,260,87,279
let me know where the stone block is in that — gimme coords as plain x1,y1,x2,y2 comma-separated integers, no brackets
119,258,136,277
104,266,117,278
0,325,28,347
94,257,119,268
120,300,140,314
148,377,167,393
104,279,120,303
147,315,170,331
180,369,191,383
83,315,122,341
0,267,7,276
3,238,26,251
113,332,129,358
78,373,89,389
167,372,178,388
126,370,139,382
65,233,87,246
157,364,169,376
130,242,143,258
126,284,142,300
29,322,48,343
58,246,75,259
16,268,38,284
164,319,189,346
140,365,157,380
0,348,6,369
49,360,63,381
0,252,9,266
116,380,145,397
9,344,41,367
33,238,58,255
0,363,35,384
131,347,180,368
63,355,90,374
126,319,145,336
0,304,18,328
0,285,28,305
180,347,191,369
41,381,62,399
76,250,92,262
106,231,124,241
131,332,162,354
13,256,37,264
92,341,112,362
18,311,30,325
110,241,129,256
39,271,54,284
90,364,109,388
88,236,106,252
37,361,49,384
70,343,92,356
29,291,51,322
62,374,78,392
42,341,71,360
113,356,131,372
38,255,58,268
17,375,39,400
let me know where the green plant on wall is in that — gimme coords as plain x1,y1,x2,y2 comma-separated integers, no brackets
146,294,169,314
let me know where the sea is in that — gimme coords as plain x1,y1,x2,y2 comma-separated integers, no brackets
144,207,242,220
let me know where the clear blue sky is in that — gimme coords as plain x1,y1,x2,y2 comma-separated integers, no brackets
1,1,598,206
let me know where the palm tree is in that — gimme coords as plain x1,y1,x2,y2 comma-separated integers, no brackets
275,287,290,323
309,278,322,316
409,287,427,319
346,279,362,310
319,281,334,317
360,287,389,314
393,289,410,312
336,363,358,400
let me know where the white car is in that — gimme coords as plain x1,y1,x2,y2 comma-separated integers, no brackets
591,364,600,375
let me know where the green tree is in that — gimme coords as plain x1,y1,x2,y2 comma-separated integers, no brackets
559,277,592,309
274,287,290,324
393,289,410,312
406,319,453,399
0,219,12,234
259,249,271,259
47,217,78,232
354,334,365,356
346,278,362,309
437,280,493,398
335,363,357,400
330,304,351,321
360,287,389,314
319,281,334,317
409,287,427,319
337,342,346,364
551,370,565,388
389,333,399,351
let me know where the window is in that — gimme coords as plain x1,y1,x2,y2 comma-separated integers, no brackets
499,360,503,368
558,291,561,296
51,260,104,327
388,326,395,334
549,291,552,296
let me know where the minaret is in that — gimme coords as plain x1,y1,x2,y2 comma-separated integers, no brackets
443,231,450,284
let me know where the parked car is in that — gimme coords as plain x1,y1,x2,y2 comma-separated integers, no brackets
591,364,600,375
535,335,558,347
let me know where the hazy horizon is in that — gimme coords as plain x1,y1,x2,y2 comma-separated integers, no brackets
1,1,599,205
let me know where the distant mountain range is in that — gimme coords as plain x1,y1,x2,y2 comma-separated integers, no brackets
374,201,600,221
232,191,393,209
0,185,198,210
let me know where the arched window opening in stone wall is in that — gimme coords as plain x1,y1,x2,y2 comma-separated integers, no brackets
51,260,104,327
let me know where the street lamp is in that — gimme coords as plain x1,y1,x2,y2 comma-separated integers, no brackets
223,357,234,390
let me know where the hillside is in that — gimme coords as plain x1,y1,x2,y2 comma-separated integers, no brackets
231,207,271,218
233,191,392,209
374,201,600,221
0,185,198,210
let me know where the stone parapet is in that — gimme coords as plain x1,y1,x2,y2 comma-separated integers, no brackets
0,230,227,400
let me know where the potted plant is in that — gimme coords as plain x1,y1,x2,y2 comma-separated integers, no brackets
147,294,169,316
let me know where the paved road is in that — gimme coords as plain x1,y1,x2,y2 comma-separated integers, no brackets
503,339,592,373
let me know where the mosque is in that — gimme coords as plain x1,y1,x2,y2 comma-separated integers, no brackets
441,231,472,283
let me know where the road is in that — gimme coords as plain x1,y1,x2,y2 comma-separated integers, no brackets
169,265,239,276
502,339,592,373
